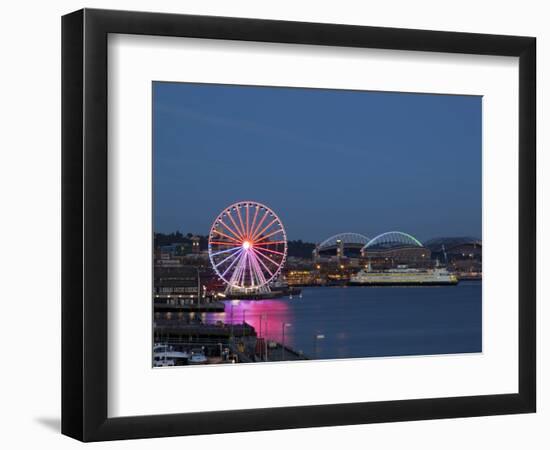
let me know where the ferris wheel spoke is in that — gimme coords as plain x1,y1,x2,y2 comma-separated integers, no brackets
239,253,248,286
210,245,242,257
249,209,269,241
209,240,243,246
226,258,240,284
254,240,286,246
247,251,262,287
227,265,240,287
255,254,271,284
254,246,286,257
254,227,284,244
254,251,273,284
253,248,281,267
245,205,250,238
249,252,269,285
248,251,255,287
248,205,260,237
252,247,282,269
242,253,251,287
236,207,246,239
249,249,273,279
249,205,260,240
226,209,245,240
217,217,243,241
214,247,242,269
233,251,245,280
211,227,241,244
232,252,248,287
220,249,244,277
230,252,244,287
252,217,279,242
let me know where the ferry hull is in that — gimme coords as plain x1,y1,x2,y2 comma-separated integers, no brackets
348,280,458,287
349,266,459,287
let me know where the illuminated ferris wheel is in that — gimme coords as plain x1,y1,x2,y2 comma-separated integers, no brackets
208,201,287,294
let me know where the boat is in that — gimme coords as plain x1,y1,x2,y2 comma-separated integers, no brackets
153,343,190,367
153,343,172,354
188,348,208,365
349,264,458,286
153,350,189,367
153,355,175,367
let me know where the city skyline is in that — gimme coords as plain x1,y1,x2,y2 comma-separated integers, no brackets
153,82,482,242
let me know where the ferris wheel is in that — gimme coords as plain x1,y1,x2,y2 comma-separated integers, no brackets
208,201,287,293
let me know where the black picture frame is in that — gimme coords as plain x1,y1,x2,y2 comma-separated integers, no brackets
62,8,536,442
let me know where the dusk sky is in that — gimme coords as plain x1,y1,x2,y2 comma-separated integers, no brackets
153,82,481,243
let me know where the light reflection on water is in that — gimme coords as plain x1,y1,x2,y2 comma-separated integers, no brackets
200,283,482,360
204,299,292,343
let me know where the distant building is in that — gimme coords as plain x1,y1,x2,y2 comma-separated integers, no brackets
285,270,316,286
156,258,183,267
154,265,200,299
362,246,431,269
191,235,200,254
159,243,184,256
425,237,482,275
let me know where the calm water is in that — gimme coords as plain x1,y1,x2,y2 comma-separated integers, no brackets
205,282,482,360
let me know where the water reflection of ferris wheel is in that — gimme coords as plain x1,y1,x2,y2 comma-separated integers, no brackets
208,201,287,294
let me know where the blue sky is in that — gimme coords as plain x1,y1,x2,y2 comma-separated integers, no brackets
153,82,481,243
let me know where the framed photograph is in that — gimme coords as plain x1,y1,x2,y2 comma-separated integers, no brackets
62,8,536,442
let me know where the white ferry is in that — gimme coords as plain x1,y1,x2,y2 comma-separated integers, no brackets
349,264,458,286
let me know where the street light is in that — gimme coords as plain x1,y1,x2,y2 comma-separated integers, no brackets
196,268,201,309
314,333,325,359
259,313,268,361
259,313,268,338
281,323,292,360
229,303,234,340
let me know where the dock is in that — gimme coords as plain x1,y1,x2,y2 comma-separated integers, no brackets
154,321,256,340
224,287,301,300
154,301,225,313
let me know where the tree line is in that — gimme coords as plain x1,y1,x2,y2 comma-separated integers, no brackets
154,232,315,259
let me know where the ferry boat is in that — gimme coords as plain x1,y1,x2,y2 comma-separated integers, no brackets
349,264,458,286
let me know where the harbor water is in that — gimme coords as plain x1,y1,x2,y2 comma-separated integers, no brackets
204,281,482,360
